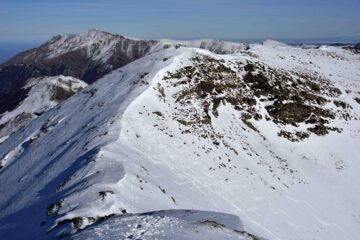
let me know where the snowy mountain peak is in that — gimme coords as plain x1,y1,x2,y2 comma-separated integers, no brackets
44,28,118,49
0,30,158,102
44,29,125,61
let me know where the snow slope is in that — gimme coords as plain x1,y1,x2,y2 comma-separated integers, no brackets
118,44,360,239
0,41,359,239
0,76,87,143
0,48,200,239
152,39,249,54
71,210,262,240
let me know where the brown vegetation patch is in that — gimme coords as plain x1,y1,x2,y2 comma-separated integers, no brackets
161,54,349,142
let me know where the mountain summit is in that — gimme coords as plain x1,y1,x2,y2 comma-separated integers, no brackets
0,29,157,98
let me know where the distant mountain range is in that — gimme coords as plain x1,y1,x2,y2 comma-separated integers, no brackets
0,30,157,96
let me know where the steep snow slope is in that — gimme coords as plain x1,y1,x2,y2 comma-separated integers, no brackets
118,44,360,239
0,42,359,240
0,76,86,143
0,48,215,239
71,210,262,240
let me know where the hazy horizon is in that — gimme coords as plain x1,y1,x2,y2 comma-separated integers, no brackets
1,0,360,43
1,0,360,63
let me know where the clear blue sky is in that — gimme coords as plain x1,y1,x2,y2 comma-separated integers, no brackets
0,0,359,43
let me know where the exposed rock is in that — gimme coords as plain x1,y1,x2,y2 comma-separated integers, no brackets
47,199,64,216
266,102,334,124
162,54,350,142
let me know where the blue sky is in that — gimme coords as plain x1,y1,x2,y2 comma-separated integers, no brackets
0,0,360,43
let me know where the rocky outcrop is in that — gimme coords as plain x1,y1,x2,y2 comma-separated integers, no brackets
355,43,360,52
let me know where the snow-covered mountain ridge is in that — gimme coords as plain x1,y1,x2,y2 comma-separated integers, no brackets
0,29,249,125
0,34,359,239
42,29,249,62
119,43,360,239
0,76,86,144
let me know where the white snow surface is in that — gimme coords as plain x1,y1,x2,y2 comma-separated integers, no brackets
119,45,360,240
0,42,359,240
152,39,249,54
70,210,261,240
0,75,87,141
